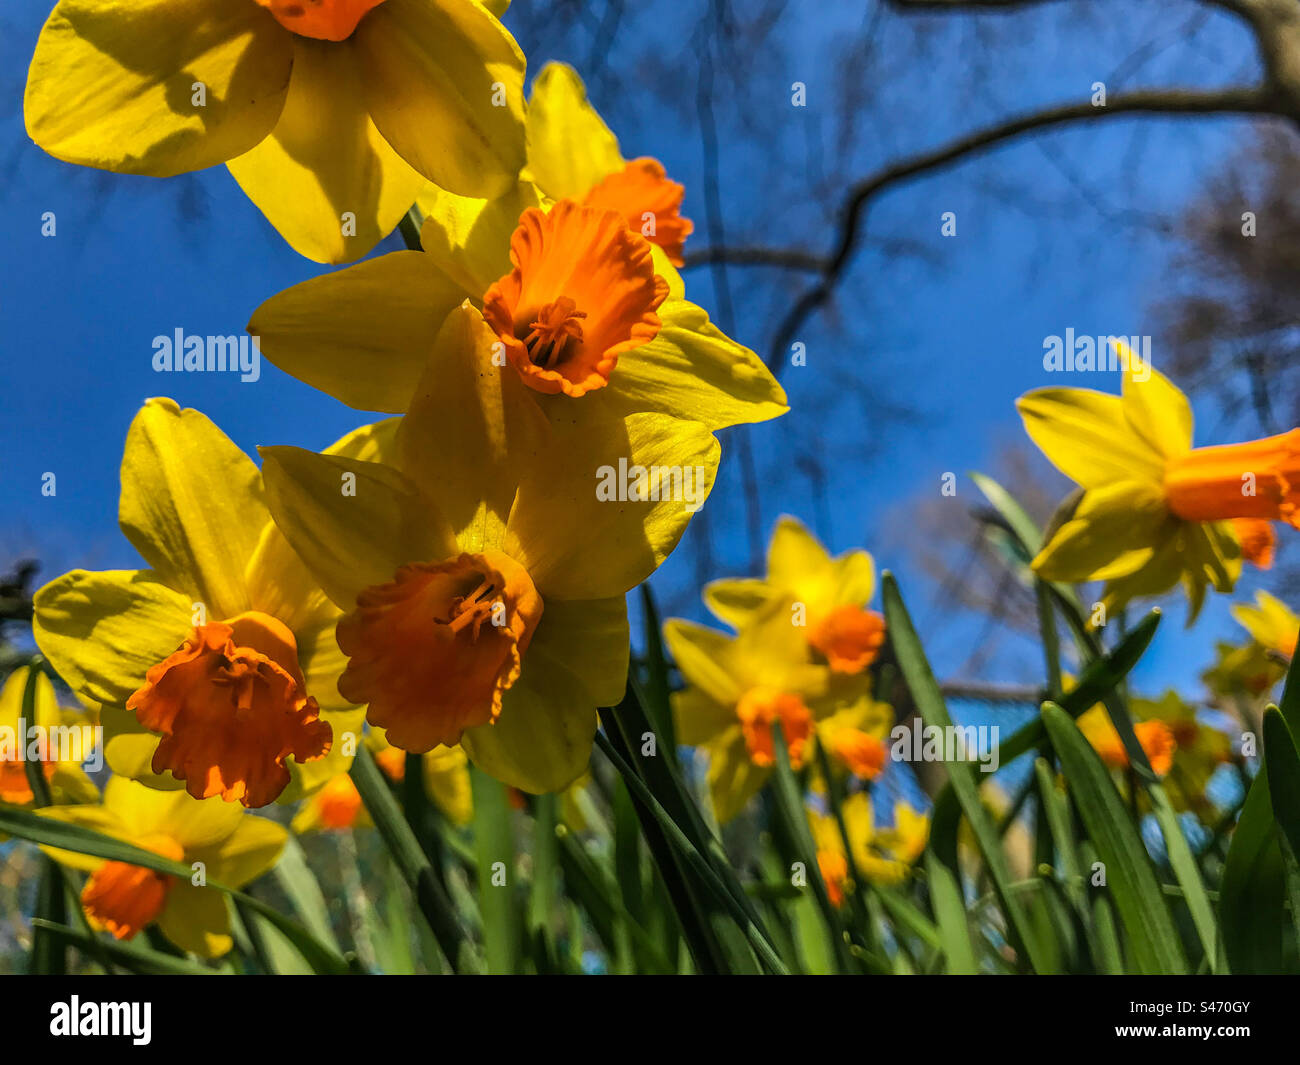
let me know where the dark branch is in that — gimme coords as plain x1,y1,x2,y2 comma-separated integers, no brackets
766,86,1276,374
679,246,828,272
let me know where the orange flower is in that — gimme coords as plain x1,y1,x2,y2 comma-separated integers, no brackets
1164,428,1300,528
817,848,849,908
255,0,388,40
127,612,332,809
482,201,669,397
830,729,887,781
734,688,814,769
81,834,184,941
1089,717,1177,776
314,774,364,830
336,552,544,753
582,158,695,268
808,605,886,674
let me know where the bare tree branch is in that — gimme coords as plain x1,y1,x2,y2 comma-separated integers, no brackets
765,85,1277,374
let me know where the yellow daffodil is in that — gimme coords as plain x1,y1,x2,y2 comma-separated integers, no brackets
809,793,929,901
1017,353,1296,615
247,126,785,428
258,302,717,792
24,0,526,263
1134,691,1231,817
704,516,885,675
1232,590,1299,660
667,601,843,823
39,777,286,957
0,666,98,807
33,399,372,808
1075,705,1176,777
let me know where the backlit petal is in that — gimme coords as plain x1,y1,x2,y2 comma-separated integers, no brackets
1017,388,1165,487
524,62,623,201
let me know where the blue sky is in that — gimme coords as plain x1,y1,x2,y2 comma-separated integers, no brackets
0,1,1280,700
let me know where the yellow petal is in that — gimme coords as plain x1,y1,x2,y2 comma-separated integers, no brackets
47,765,102,806
227,37,427,264
767,516,832,595
37,805,123,872
119,398,265,620
1121,362,1194,461
244,521,335,635
285,707,366,799
523,62,624,201
259,446,455,608
663,619,742,707
34,569,192,707
1031,481,1173,582
104,733,185,792
351,0,526,197
706,726,770,824
461,647,597,793
604,300,789,430
249,251,464,411
397,302,550,552
672,685,738,747
296,620,356,713
416,181,544,297
506,411,719,600
531,597,630,709
195,814,287,887
0,666,57,731
107,777,242,849
25,0,292,177
157,882,232,958
425,746,473,825
324,417,400,463
1017,388,1165,487
702,577,777,631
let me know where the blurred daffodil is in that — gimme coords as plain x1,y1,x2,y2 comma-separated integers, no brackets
809,793,928,902
1202,591,1298,701
1134,691,1231,816
666,603,835,823
1017,353,1296,616
1232,590,1298,661
0,666,98,806
40,777,286,957
34,399,372,808
260,303,715,793
704,516,885,674
816,696,893,782
24,0,526,263
1075,706,1176,776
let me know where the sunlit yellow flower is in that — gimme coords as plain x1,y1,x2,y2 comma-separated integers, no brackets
40,777,286,957
667,603,837,823
259,303,714,792
0,666,98,807
24,0,526,263
809,793,928,900
1233,590,1298,660
1134,691,1231,816
704,516,885,675
1203,591,1297,702
1016,354,1295,615
33,400,372,808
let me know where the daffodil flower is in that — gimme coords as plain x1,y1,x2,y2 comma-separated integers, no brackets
259,303,718,792
1232,590,1298,661
24,0,526,263
0,666,98,807
1133,691,1231,817
809,793,929,901
1203,591,1298,701
33,399,375,808
1016,357,1297,615
666,602,840,823
1075,706,1176,777
39,777,286,957
815,696,893,782
248,157,785,429
704,516,886,675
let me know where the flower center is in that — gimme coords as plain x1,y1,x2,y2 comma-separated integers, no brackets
255,0,387,41
525,297,588,369
582,158,695,268
807,605,886,674
830,729,887,780
482,201,669,397
734,687,814,769
1164,428,1300,528
127,611,332,808
81,834,184,941
337,551,543,753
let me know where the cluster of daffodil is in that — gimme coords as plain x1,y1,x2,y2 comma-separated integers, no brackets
17,0,786,957
666,516,929,903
